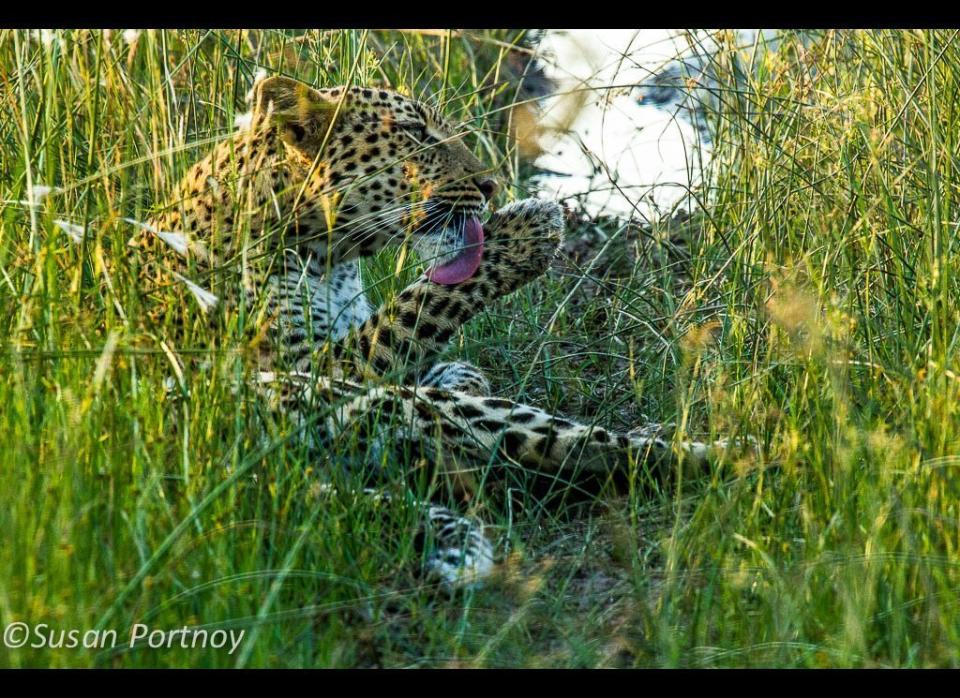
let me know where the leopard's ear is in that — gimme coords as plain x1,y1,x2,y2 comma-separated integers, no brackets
253,76,338,154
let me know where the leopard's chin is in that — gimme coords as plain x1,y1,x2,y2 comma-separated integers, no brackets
411,203,481,265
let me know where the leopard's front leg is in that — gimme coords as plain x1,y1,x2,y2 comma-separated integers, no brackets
336,199,565,382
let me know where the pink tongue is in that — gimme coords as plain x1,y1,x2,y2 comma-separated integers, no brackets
425,217,484,285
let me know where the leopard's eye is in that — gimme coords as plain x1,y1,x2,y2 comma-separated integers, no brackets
399,122,439,146
398,121,426,138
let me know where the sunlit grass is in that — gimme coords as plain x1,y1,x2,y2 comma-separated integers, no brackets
2,28,960,667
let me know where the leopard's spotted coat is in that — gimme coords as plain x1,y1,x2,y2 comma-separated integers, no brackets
131,76,741,590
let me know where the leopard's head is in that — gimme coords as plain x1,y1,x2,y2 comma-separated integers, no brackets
249,76,499,284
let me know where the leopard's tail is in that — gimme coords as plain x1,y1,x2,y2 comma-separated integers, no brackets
324,381,753,486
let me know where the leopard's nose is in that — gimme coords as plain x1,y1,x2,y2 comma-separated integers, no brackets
474,177,498,202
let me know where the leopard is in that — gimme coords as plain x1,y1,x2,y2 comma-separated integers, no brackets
128,74,745,591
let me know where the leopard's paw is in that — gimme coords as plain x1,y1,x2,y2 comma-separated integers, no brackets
421,506,495,593
419,360,492,396
484,199,565,284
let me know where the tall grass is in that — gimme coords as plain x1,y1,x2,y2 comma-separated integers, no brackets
646,29,960,666
2,28,960,667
